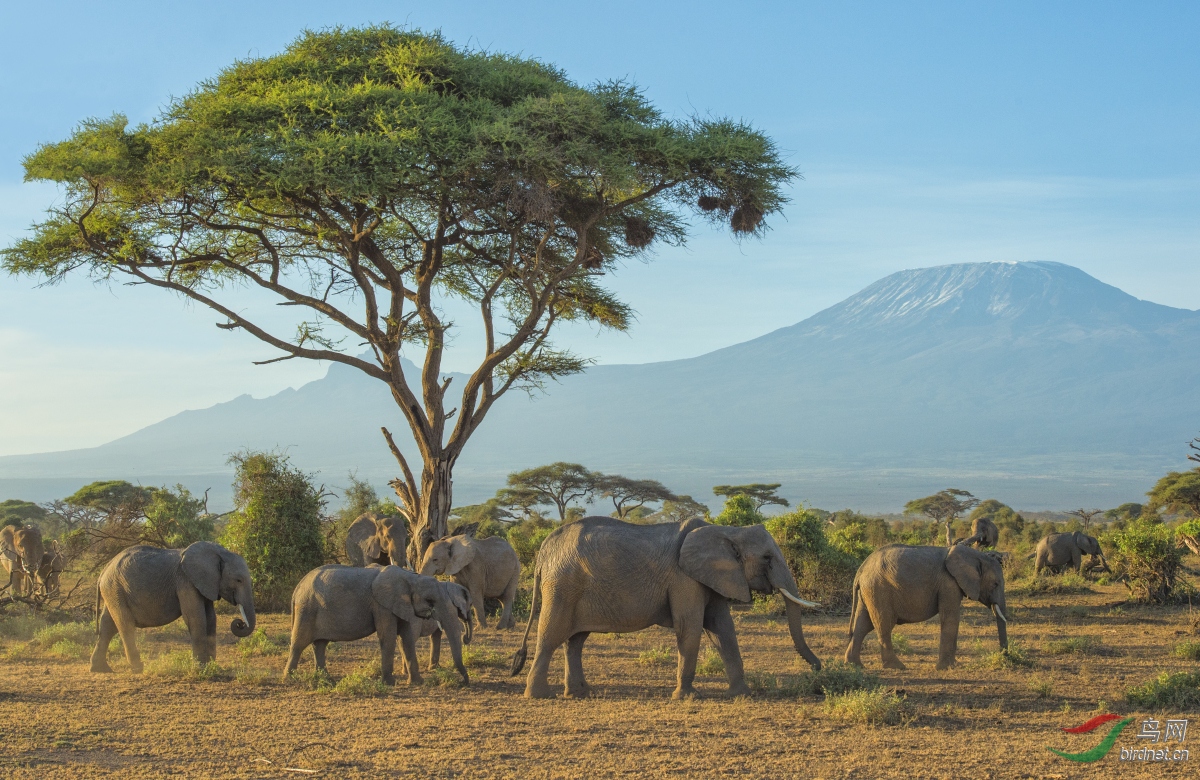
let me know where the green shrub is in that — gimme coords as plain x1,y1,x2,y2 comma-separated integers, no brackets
220,451,327,611
890,634,912,655
235,628,284,658
1174,641,1200,661
827,523,873,560
1126,671,1200,709
746,662,877,698
289,667,334,691
696,649,725,676
47,640,88,659
0,607,49,640
712,494,765,527
824,687,910,726
31,622,93,649
423,666,465,687
506,518,557,573
765,509,862,610
334,662,389,696
233,664,274,686
1104,518,1183,604
1029,678,1054,698
1009,571,1093,596
751,593,782,616
638,645,673,666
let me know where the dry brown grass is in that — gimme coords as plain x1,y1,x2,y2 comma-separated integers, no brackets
2,572,1199,778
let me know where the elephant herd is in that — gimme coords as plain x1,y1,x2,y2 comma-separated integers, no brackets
77,510,1107,700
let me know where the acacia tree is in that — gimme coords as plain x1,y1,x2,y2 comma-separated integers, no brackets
595,474,676,519
904,488,979,546
1066,508,1104,531
500,462,598,521
712,483,789,512
2,28,794,557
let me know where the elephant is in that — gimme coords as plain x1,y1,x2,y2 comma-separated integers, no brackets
419,533,521,629
957,516,999,549
90,542,256,674
397,580,474,677
511,516,822,700
345,512,408,568
283,564,469,685
845,544,1009,671
2,525,45,596
1034,531,1109,575
37,541,65,596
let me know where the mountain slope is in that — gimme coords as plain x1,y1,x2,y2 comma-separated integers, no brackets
3,261,1197,510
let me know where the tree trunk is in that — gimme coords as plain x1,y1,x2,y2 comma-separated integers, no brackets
410,459,454,563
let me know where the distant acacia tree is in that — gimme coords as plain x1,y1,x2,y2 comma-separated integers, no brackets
0,500,47,530
904,489,979,546
1146,469,1200,518
712,483,789,512
3,27,795,559
501,462,598,521
648,495,710,524
1105,503,1144,524
596,475,676,519
1066,508,1104,531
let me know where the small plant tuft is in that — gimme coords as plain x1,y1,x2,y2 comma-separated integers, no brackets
47,639,88,660
979,641,1034,669
1044,636,1105,656
696,649,725,676
824,687,911,726
1126,671,1200,709
289,667,334,692
638,645,673,666
235,628,284,658
334,662,389,696
146,651,226,680
422,666,465,688
462,647,508,669
1029,677,1054,698
1174,641,1200,661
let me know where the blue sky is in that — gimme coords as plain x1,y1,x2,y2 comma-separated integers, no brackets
1,1,1198,455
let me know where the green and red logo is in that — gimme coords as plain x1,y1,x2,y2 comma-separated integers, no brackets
1046,714,1135,762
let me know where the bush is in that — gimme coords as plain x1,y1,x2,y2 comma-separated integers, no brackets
824,687,910,726
334,662,389,696
712,494,765,527
146,650,225,680
1104,518,1183,604
696,649,725,676
1174,641,1200,661
220,452,327,611
1176,519,1200,556
745,662,877,698
31,622,93,650
506,518,557,573
1126,671,1200,710
1010,572,1093,596
765,509,863,610
462,647,508,669
1044,636,1104,656
423,666,465,688
48,639,89,659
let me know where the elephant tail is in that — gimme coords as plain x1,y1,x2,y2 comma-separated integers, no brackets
94,584,102,634
846,578,861,641
509,565,541,677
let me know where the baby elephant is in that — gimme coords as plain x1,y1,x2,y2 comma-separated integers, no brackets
1035,531,1109,574
398,581,474,677
420,534,520,629
284,565,469,685
846,544,1009,671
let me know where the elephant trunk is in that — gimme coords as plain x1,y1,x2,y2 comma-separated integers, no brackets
437,600,470,684
769,556,822,671
992,601,1009,650
230,585,256,638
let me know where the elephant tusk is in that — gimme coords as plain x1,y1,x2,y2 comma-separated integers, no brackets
238,604,249,625
992,604,1008,624
778,588,821,609
435,620,445,634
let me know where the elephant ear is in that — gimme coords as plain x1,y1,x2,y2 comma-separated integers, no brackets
372,566,416,622
443,582,472,624
363,534,383,562
945,545,982,602
180,541,224,601
678,525,752,602
446,538,476,576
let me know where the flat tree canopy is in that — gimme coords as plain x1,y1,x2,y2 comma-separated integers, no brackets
904,488,979,545
712,483,789,512
3,26,795,556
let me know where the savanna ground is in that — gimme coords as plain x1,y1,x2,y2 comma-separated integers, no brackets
3,571,1200,779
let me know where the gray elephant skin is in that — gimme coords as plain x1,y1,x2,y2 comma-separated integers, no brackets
398,580,474,677
91,542,256,673
959,516,999,549
845,544,1009,671
420,534,520,629
1035,531,1108,574
2,524,45,596
511,516,821,700
37,540,65,596
284,564,469,685
345,512,408,568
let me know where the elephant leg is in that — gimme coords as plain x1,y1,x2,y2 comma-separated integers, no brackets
313,640,329,672
703,601,748,697
844,599,874,668
1071,549,1082,574
472,588,489,630
429,630,442,670
564,632,591,698
499,577,518,630
204,598,217,662
90,603,118,673
672,611,704,700
874,608,906,670
112,600,143,674
935,598,961,671
524,594,573,699
376,616,399,685
397,622,421,685
179,588,214,665
1034,550,1046,575
283,610,312,679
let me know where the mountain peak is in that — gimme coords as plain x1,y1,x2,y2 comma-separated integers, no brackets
803,261,1189,332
